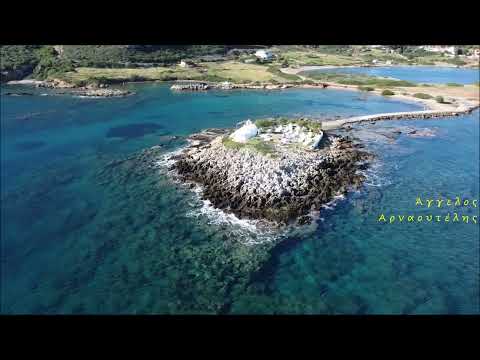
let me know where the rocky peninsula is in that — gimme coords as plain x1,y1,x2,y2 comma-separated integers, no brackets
6,79,133,98
167,118,372,225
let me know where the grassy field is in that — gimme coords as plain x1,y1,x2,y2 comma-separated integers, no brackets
203,61,293,83
359,48,410,64
272,47,478,68
61,61,296,85
222,136,277,157
300,71,416,87
397,84,479,101
62,66,203,83
276,50,362,67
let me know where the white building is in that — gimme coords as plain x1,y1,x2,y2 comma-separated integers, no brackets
230,120,258,143
179,60,196,68
255,50,274,61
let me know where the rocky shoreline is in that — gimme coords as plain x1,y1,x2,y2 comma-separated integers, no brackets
167,122,372,225
170,81,327,92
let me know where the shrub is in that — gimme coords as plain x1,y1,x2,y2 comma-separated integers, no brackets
359,86,375,91
129,74,148,82
160,75,179,81
255,119,276,129
267,66,300,81
435,96,445,103
446,82,463,87
446,57,466,66
413,93,433,99
197,74,227,82
222,136,244,150
302,72,415,87
301,79,315,85
381,89,395,96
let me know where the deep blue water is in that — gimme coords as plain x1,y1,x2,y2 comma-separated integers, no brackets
1,82,479,314
303,66,480,84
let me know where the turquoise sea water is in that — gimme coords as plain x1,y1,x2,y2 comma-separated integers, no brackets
1,80,479,314
303,66,480,84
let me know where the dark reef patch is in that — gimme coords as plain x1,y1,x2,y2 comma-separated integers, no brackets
106,123,163,140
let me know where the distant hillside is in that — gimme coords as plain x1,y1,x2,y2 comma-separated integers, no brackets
58,45,232,67
1,45,236,81
2,45,477,83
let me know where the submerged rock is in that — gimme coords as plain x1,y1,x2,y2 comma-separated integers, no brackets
407,128,436,138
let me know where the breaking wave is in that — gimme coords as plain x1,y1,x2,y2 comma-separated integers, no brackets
360,162,393,187
156,148,281,245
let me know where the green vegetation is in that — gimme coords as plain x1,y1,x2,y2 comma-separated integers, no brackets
360,50,408,64
32,47,75,80
277,48,362,67
62,60,297,85
203,61,292,83
222,136,276,157
3,45,477,85
294,119,323,133
359,86,375,91
411,54,468,67
254,119,277,129
435,96,445,103
381,89,395,96
267,65,301,81
0,45,41,71
413,93,433,99
446,57,467,66
60,45,229,67
446,82,463,87
301,72,415,87
223,117,324,156
300,79,316,85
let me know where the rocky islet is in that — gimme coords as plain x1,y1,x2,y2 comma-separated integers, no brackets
167,119,373,225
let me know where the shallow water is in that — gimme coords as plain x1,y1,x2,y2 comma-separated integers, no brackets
1,83,478,314
303,66,480,85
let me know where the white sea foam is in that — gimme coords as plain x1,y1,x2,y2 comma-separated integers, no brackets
155,147,185,169
358,160,392,188
185,184,280,246
321,193,346,211
155,148,352,245
156,148,278,245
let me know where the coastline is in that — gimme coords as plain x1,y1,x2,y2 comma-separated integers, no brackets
5,65,479,124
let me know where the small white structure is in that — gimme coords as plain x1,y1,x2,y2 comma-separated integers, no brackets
179,60,196,68
273,123,323,149
372,59,379,64
255,50,274,61
230,120,258,143
310,133,323,149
